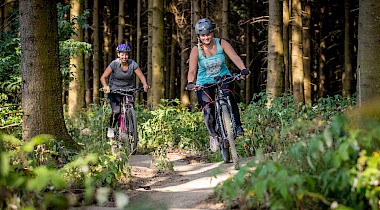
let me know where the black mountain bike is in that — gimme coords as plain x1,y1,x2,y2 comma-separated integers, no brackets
110,87,143,155
192,73,246,169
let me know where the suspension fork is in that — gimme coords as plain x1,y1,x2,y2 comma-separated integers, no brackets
215,88,229,141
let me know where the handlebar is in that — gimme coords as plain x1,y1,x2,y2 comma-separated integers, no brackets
110,86,144,95
189,72,249,91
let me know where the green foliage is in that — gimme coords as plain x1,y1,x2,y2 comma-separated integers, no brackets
0,133,70,210
238,93,355,157
217,100,380,210
0,34,21,103
0,104,22,136
64,103,131,188
139,99,208,152
0,3,92,105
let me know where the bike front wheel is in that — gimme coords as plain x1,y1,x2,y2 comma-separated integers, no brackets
220,104,239,169
127,108,138,154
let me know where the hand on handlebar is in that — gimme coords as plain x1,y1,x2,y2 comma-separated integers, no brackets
143,85,150,92
240,69,250,80
186,82,195,90
103,86,110,93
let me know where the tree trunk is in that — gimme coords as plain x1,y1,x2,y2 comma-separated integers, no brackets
221,0,229,40
169,19,177,99
68,0,85,116
135,0,142,103
190,0,200,110
92,0,100,103
147,0,153,106
151,0,164,107
179,1,190,106
357,0,380,105
84,0,92,106
343,0,354,98
266,0,284,106
103,1,112,74
283,0,291,93
303,1,311,104
20,0,75,147
291,0,304,103
244,5,252,104
317,6,327,98
118,0,125,44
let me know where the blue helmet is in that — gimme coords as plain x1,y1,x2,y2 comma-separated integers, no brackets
116,44,131,52
195,18,214,35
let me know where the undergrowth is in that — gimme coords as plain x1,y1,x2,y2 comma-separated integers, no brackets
2,94,371,210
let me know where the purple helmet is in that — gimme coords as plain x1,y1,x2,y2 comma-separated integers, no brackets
116,44,131,52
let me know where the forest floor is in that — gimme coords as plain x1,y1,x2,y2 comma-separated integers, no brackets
79,152,251,210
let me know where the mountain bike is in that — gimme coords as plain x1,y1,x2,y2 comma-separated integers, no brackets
191,73,246,169
110,87,143,155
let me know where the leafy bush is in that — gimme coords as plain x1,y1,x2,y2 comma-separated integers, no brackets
139,99,208,152
216,99,380,210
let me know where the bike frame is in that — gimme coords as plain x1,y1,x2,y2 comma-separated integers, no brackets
193,73,243,168
213,76,237,142
119,94,134,132
110,87,143,154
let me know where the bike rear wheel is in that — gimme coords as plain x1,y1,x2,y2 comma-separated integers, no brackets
127,107,138,154
221,104,239,169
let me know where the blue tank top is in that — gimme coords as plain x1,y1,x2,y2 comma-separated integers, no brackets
196,38,231,85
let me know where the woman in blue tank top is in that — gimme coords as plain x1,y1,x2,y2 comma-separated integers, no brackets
187,18,250,152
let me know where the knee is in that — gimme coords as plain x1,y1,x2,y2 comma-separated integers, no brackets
112,109,121,116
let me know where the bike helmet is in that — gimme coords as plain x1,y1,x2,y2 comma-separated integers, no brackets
116,44,131,52
195,18,215,35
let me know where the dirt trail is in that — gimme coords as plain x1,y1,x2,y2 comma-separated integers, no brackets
80,153,251,210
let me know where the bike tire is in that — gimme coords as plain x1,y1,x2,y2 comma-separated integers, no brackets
220,141,230,163
127,107,138,155
119,110,128,146
221,104,239,169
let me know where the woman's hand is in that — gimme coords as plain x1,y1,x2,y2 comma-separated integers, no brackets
103,86,110,93
143,85,150,92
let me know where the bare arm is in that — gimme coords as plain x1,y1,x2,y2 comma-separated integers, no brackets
135,68,149,92
220,39,246,71
188,45,199,83
100,65,112,93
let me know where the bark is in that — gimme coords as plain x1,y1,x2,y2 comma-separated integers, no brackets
103,1,112,73
303,1,311,104
283,0,290,93
1,0,13,32
68,0,85,116
135,0,142,103
147,0,153,106
317,6,327,98
245,3,252,104
221,0,229,40
92,0,100,103
118,0,125,44
20,0,75,147
190,0,200,110
291,0,304,103
169,19,177,99
179,1,190,106
266,0,284,106
343,0,354,98
357,0,380,105
151,0,164,107
84,0,91,106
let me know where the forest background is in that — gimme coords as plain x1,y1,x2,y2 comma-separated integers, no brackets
1,0,380,209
